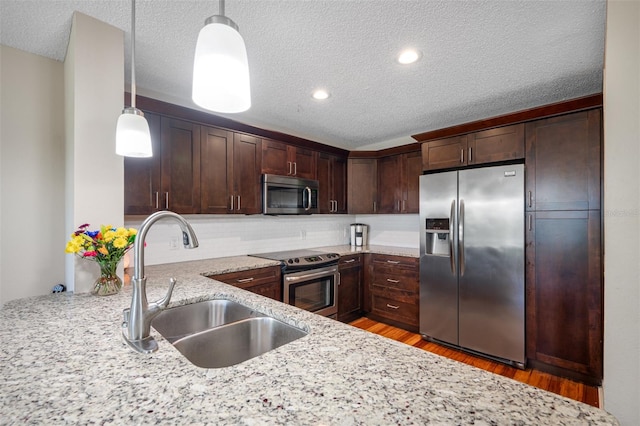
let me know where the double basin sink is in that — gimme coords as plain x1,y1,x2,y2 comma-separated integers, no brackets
151,299,307,368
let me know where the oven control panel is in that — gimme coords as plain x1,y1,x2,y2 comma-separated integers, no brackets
285,252,340,267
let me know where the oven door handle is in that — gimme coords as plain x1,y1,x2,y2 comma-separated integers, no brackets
284,268,338,283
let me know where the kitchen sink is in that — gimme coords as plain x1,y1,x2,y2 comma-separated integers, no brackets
152,299,262,343
151,299,307,368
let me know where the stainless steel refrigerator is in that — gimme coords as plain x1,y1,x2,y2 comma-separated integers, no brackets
419,164,525,367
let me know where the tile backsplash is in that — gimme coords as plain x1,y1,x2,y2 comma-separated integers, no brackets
124,214,419,266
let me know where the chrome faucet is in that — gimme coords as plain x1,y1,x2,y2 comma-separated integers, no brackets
122,210,199,353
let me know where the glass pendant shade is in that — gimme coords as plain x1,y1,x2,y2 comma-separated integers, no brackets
192,18,251,113
115,108,152,157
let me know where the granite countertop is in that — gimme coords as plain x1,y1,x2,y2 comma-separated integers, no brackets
0,246,617,424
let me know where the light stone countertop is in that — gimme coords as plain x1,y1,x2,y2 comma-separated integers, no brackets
0,246,617,425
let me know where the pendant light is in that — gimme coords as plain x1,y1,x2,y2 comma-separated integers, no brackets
192,0,251,113
116,0,152,157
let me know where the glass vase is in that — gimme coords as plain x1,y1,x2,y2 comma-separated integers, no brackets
93,262,123,296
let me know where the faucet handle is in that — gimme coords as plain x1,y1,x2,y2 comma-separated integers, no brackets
155,277,177,309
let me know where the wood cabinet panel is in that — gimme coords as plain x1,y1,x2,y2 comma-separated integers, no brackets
261,139,316,179
160,117,201,214
422,135,467,171
525,110,601,211
318,153,347,213
526,210,602,384
347,158,377,214
338,254,362,323
402,151,422,213
207,266,281,301
468,124,524,165
200,126,233,214
232,133,262,214
124,112,162,215
377,155,402,213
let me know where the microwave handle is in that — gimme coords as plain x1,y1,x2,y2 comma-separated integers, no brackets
304,186,312,211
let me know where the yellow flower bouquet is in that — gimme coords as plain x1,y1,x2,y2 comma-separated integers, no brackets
65,224,137,295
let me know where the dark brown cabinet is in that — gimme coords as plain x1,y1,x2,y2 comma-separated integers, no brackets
377,152,421,214
124,112,162,215
525,111,601,211
347,158,377,214
421,124,524,171
364,254,419,331
338,254,362,323
200,129,262,214
207,266,282,301
524,109,603,385
317,153,347,213
261,139,316,179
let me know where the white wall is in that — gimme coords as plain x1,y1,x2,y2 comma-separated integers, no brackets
64,12,124,294
123,214,418,266
602,1,640,424
0,45,65,305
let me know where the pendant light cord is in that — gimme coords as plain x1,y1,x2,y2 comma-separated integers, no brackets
131,0,137,109
219,0,225,16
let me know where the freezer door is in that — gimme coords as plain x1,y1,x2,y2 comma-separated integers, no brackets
419,171,459,345
458,164,525,364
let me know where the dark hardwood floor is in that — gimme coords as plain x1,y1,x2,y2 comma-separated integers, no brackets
349,317,600,408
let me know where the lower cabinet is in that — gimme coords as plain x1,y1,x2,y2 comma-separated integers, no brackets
526,210,603,385
364,254,419,331
337,254,362,323
207,266,282,301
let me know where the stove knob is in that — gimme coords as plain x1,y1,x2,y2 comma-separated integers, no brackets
294,258,300,263
287,259,294,264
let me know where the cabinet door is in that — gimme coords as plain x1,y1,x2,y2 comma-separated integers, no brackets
377,155,402,213
402,151,422,213
261,139,289,176
291,146,317,179
421,135,468,171
525,110,601,211
526,210,602,384
124,112,161,215
317,153,332,213
200,126,233,214
160,117,201,214
468,123,524,165
338,254,362,323
332,155,347,213
348,158,377,214
208,266,281,301
232,133,262,214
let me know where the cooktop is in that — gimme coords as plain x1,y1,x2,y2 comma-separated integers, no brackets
249,249,340,269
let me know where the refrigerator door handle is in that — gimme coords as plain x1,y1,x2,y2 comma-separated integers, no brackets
449,199,456,274
459,199,465,276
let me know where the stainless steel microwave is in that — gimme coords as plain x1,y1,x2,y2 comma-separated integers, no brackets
262,174,319,215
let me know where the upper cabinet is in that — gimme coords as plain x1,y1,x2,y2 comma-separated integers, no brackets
317,152,347,213
525,110,601,211
422,124,525,171
377,151,421,214
261,139,317,179
347,158,377,214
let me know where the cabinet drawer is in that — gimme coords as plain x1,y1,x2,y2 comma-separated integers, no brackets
371,254,418,270
207,266,280,289
371,271,417,292
339,254,362,268
370,291,418,326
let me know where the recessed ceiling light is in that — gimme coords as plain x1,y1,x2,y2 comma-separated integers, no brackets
397,49,421,65
312,89,330,100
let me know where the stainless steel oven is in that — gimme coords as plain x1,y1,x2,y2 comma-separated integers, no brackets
249,249,340,318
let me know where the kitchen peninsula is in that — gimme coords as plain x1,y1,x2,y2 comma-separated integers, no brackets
0,254,617,424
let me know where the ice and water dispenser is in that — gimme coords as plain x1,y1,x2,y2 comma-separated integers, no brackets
424,218,450,256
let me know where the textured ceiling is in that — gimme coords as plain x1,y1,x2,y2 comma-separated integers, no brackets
0,0,606,150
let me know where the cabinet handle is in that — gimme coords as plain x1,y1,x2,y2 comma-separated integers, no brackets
230,195,235,211
237,195,241,210
528,214,532,231
288,161,292,175
293,162,297,176
528,191,533,208
237,277,254,283
386,279,400,283
344,259,356,263
386,303,400,310
373,201,377,213
386,260,400,264
460,149,464,163
165,192,169,209
402,199,406,211
154,192,159,209
468,147,472,163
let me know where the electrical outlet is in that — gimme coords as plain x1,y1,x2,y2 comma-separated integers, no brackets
169,236,179,250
